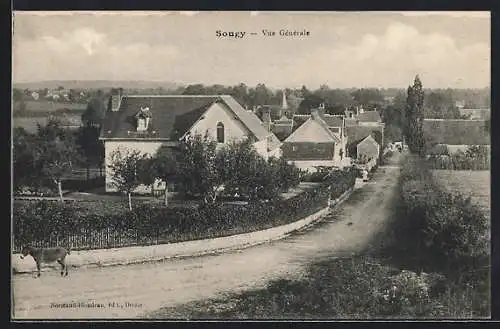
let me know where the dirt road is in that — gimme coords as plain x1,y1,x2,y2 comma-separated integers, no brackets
12,155,402,320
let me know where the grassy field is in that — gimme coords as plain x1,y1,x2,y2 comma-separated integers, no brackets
14,100,87,112
13,115,82,133
431,170,490,217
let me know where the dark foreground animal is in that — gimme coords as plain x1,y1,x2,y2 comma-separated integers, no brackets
20,246,71,277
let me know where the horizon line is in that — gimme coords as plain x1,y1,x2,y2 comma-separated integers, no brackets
12,80,491,91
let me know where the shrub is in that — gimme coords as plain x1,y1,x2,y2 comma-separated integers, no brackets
396,155,489,271
13,169,356,251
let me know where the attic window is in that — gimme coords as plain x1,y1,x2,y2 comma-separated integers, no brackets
137,118,147,131
136,106,152,132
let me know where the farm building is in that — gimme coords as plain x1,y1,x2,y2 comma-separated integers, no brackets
356,135,380,163
99,91,282,192
345,124,384,158
344,108,384,158
423,119,490,155
280,108,349,172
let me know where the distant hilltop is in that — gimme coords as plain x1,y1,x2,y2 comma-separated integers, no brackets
13,80,182,91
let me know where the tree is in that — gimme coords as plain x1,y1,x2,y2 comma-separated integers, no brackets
13,127,41,192
176,133,224,204
249,83,274,106
351,88,384,107
108,149,146,211
404,75,425,155
424,91,459,119
150,146,179,207
35,118,80,202
271,157,301,192
137,155,157,197
230,83,250,107
182,84,207,95
300,85,311,98
219,139,300,201
217,138,261,198
76,126,105,179
298,94,324,114
81,97,106,128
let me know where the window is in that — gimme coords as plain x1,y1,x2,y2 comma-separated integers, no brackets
216,122,225,143
137,118,146,131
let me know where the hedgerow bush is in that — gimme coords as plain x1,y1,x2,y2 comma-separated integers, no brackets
13,168,356,251
156,257,449,319
396,155,489,271
426,146,490,171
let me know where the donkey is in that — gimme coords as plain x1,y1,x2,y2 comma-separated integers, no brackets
20,246,71,278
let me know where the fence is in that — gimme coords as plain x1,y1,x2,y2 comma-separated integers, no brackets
13,227,177,253
13,168,356,254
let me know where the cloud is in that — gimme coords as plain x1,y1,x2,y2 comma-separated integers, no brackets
282,22,490,88
13,27,178,82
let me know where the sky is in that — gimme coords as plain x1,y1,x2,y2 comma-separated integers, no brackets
12,11,490,89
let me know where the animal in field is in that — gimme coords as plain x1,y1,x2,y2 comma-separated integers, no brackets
20,246,71,278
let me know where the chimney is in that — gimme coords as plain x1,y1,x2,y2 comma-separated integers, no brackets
310,108,320,120
110,88,123,112
316,103,326,117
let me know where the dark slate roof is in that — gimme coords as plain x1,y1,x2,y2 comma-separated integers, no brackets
100,95,270,141
357,111,382,123
346,125,384,147
345,118,358,126
423,119,490,145
291,115,310,132
321,115,343,128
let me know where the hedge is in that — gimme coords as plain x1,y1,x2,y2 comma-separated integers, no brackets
395,155,489,272
13,168,356,252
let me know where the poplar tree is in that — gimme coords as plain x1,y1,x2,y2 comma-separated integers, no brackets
404,75,425,155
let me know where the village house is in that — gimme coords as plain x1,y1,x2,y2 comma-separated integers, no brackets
423,119,490,155
355,134,380,171
99,90,282,192
344,108,384,163
280,105,349,172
